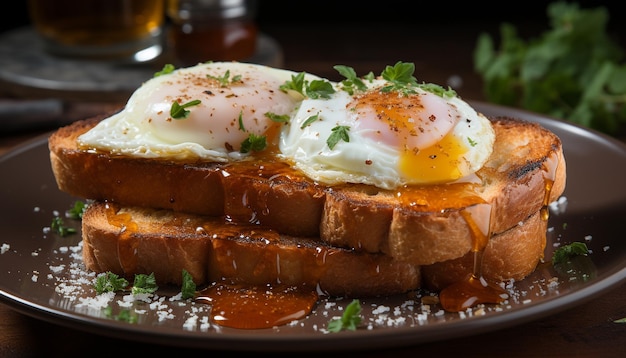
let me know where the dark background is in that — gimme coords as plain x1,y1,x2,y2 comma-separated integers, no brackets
2,1,623,41
1,1,624,98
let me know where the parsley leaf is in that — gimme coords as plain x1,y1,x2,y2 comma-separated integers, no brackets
131,272,159,295
265,112,290,123
50,216,76,236
416,82,457,98
67,200,86,219
306,79,336,99
552,242,589,265
279,72,336,99
154,63,175,77
170,99,201,119
380,61,418,94
181,269,197,299
94,272,129,294
300,113,320,129
237,110,268,153
238,110,245,131
240,133,267,153
207,69,242,87
334,65,369,95
327,125,350,149
280,72,306,96
327,299,362,332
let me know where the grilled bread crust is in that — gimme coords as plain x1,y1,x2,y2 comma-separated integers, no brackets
81,201,547,297
50,113,566,267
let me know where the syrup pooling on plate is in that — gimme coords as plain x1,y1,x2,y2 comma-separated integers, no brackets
196,282,318,329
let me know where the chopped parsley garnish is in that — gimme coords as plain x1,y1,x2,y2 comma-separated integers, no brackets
170,99,201,119
94,271,195,299
207,69,242,87
240,133,267,153
552,242,589,265
181,269,197,299
94,272,129,294
238,110,268,153
327,125,350,149
50,216,76,237
154,63,175,77
416,82,457,98
265,112,290,123
67,200,86,219
131,272,159,295
327,299,362,332
380,61,418,94
300,113,320,129
334,65,369,95
279,72,336,99
280,72,306,95
306,79,336,99
237,110,245,131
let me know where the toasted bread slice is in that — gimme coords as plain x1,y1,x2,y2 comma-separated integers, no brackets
81,201,547,297
321,117,565,264
81,201,421,297
50,114,565,266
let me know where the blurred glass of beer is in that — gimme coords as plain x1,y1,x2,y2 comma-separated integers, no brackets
27,0,165,62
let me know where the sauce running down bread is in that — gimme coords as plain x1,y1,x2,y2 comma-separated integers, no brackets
439,151,559,312
98,147,560,324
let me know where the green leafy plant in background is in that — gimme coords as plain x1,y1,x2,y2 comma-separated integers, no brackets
474,1,626,135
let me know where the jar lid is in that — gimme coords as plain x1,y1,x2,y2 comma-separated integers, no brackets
172,0,257,21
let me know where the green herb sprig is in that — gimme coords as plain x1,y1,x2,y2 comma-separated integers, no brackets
154,64,175,77
94,272,129,294
327,125,350,149
131,272,159,295
50,216,76,237
93,270,195,299
333,65,370,95
474,1,626,135
207,69,242,87
327,299,362,332
170,99,201,119
552,241,589,265
279,72,336,99
67,200,87,219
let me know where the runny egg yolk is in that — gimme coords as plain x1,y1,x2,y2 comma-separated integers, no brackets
350,90,469,183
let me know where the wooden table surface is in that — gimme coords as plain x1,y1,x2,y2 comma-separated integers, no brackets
1,4,625,356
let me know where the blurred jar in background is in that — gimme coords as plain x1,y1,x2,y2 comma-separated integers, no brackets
27,0,165,63
166,0,258,66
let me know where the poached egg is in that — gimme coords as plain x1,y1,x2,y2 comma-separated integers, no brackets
78,61,316,161
78,61,495,189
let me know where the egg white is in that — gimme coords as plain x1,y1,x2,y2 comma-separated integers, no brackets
279,78,495,189
78,62,317,161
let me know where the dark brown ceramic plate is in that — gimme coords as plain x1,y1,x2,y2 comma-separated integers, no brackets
1,101,625,352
